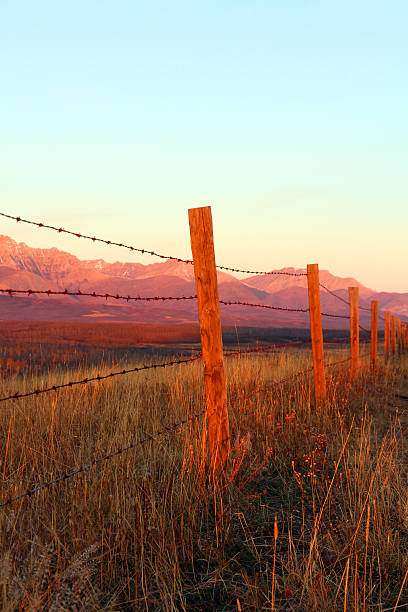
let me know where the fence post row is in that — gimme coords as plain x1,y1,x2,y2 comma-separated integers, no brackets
384,311,390,357
370,300,378,369
391,315,396,354
349,287,359,379
306,264,326,402
188,206,230,476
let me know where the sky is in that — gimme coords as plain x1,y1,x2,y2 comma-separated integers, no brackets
1,1,407,292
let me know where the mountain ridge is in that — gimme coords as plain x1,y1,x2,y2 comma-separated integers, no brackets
0,234,406,326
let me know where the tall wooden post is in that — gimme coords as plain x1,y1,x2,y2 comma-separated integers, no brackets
349,287,359,379
370,300,378,369
384,311,390,357
397,318,401,353
188,206,229,475
391,315,396,354
402,322,406,353
307,264,326,402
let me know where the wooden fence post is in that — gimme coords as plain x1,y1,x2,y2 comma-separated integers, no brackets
391,315,396,354
307,264,326,402
384,311,390,357
402,322,406,353
349,287,359,379
397,318,401,353
188,206,230,475
370,300,378,369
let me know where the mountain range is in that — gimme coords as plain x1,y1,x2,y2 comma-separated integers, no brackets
0,234,406,328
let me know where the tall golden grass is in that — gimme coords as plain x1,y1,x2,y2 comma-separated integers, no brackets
0,346,407,610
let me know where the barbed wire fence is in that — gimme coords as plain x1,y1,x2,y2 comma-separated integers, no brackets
0,208,406,509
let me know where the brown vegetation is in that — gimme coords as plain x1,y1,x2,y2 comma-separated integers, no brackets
0,344,407,609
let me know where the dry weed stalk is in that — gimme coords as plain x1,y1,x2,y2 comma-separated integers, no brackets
0,347,406,609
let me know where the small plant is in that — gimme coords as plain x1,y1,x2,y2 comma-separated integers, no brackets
0,346,407,609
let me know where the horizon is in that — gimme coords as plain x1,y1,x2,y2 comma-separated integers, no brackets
0,229,398,295
2,1,407,292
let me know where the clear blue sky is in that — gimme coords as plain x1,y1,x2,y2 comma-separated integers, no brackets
1,1,407,291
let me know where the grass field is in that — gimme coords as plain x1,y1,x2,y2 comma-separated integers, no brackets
0,341,407,611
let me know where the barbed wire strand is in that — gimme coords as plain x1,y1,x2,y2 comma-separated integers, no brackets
4,287,405,326
219,299,308,313
0,288,360,321
323,338,371,345
0,212,192,263
0,340,314,405
319,282,350,306
321,312,350,320
217,265,306,276
0,354,202,404
0,212,306,277
229,349,371,406
223,340,311,358
0,289,309,313
319,283,370,313
0,409,205,509
0,336,375,407
0,348,376,509
0,288,197,303
319,282,404,323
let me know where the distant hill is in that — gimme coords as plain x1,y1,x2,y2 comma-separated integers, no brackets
0,234,406,327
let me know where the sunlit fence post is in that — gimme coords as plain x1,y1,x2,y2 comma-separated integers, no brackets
370,300,378,369
349,287,359,379
384,311,390,357
188,205,230,476
391,315,396,354
306,264,326,403
397,318,401,354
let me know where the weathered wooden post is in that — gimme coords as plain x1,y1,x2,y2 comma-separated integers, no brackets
188,206,230,475
349,287,359,379
402,322,406,353
391,315,396,354
306,264,326,402
384,311,390,357
370,300,378,369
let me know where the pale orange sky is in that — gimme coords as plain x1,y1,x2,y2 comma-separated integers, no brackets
2,2,407,293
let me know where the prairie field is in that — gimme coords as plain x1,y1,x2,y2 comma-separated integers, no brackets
0,338,407,611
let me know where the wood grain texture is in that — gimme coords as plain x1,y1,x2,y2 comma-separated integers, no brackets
307,264,326,402
384,311,390,356
188,206,229,475
348,287,359,379
370,300,378,368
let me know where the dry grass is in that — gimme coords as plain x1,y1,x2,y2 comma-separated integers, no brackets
0,346,408,610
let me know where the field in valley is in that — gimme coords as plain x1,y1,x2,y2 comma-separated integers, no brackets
0,327,407,611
